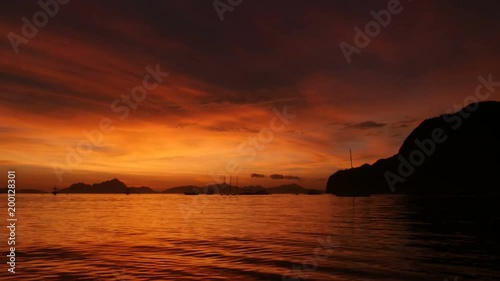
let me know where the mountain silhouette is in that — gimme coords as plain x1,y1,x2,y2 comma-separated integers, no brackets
162,183,314,194
59,178,155,193
162,185,201,194
266,183,315,194
326,101,500,196
1,180,316,195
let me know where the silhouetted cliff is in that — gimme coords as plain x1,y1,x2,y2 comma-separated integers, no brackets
327,101,500,196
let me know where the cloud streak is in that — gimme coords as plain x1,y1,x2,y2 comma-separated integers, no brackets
270,174,301,181
343,121,387,130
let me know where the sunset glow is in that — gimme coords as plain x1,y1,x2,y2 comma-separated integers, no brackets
1,1,499,190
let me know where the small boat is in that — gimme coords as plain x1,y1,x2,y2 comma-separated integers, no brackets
221,175,239,195
125,188,131,195
335,149,371,198
52,187,58,196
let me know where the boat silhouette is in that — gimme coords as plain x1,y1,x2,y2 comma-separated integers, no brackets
52,186,58,196
335,149,371,197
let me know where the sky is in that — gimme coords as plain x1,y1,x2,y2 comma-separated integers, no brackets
1,0,500,190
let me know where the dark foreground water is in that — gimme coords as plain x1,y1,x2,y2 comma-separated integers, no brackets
0,194,499,280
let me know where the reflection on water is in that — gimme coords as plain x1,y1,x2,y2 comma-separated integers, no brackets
0,194,499,280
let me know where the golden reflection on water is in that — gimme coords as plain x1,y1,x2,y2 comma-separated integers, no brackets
0,194,498,280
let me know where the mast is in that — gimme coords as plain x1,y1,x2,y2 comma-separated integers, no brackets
350,149,353,169
221,176,226,195
350,149,355,202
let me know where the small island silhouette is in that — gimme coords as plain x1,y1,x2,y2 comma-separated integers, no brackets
1,178,321,195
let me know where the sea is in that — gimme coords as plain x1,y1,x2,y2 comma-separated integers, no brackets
0,194,498,280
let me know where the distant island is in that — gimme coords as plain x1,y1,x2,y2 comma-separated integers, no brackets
327,101,500,196
163,182,318,195
0,178,321,194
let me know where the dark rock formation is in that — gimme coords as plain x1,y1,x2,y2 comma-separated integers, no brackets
327,101,500,196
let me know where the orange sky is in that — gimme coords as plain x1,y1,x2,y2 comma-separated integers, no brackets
1,1,500,190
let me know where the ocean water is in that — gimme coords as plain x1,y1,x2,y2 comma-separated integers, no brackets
0,194,498,280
